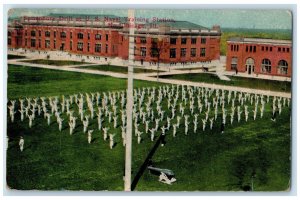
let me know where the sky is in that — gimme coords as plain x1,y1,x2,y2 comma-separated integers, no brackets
8,8,292,30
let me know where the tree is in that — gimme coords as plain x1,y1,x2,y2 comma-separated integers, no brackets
150,36,169,81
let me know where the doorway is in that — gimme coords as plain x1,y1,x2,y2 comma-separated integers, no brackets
60,43,65,51
245,58,255,75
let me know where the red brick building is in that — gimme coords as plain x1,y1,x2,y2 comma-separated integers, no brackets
226,37,292,77
8,14,221,65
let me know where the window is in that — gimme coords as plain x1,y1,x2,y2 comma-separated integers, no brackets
191,38,197,44
170,48,176,58
77,42,83,51
8,38,11,45
151,46,158,58
261,46,264,51
87,43,90,52
60,32,66,38
88,33,90,40
170,38,177,45
95,44,101,52
106,34,109,41
25,39,27,46
261,59,271,73
45,31,50,37
77,33,84,39
180,48,186,57
45,40,50,48
200,48,206,57
134,46,137,56
8,31,12,37
283,48,285,52
95,34,101,40
231,45,233,51
30,39,36,47
70,41,72,50
250,46,253,52
38,39,41,48
140,47,146,57
191,48,196,57
31,30,36,37
141,37,147,43
287,48,289,53
278,47,281,52
181,38,187,45
231,57,238,70
25,30,27,36
70,32,72,39
232,45,239,52
201,38,206,44
253,46,256,52
270,47,273,52
278,60,288,75
246,46,248,52
54,40,56,49
39,30,41,37
151,38,158,43
105,44,108,53
54,31,56,38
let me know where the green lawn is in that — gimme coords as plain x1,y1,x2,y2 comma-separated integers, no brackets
175,67,206,71
6,64,291,191
8,54,27,60
21,59,88,66
79,65,161,74
7,64,163,99
161,73,291,92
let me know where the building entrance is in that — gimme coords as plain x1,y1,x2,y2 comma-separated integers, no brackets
245,58,255,75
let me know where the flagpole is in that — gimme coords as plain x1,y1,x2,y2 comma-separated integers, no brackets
124,9,135,192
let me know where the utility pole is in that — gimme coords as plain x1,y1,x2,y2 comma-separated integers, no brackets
124,9,135,192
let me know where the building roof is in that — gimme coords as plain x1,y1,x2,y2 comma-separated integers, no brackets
9,13,220,36
146,21,208,30
228,37,292,45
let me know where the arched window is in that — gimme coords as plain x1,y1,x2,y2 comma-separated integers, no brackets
261,59,271,73
77,33,84,39
231,57,238,70
277,60,288,75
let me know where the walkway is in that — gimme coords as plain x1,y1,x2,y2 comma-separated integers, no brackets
8,59,291,98
224,71,291,82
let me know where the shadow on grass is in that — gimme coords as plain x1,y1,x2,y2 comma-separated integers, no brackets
131,133,164,191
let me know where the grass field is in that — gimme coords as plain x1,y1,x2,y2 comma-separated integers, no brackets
6,64,291,191
175,67,205,71
79,65,161,74
21,59,88,66
160,73,291,92
7,64,164,99
8,55,27,60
